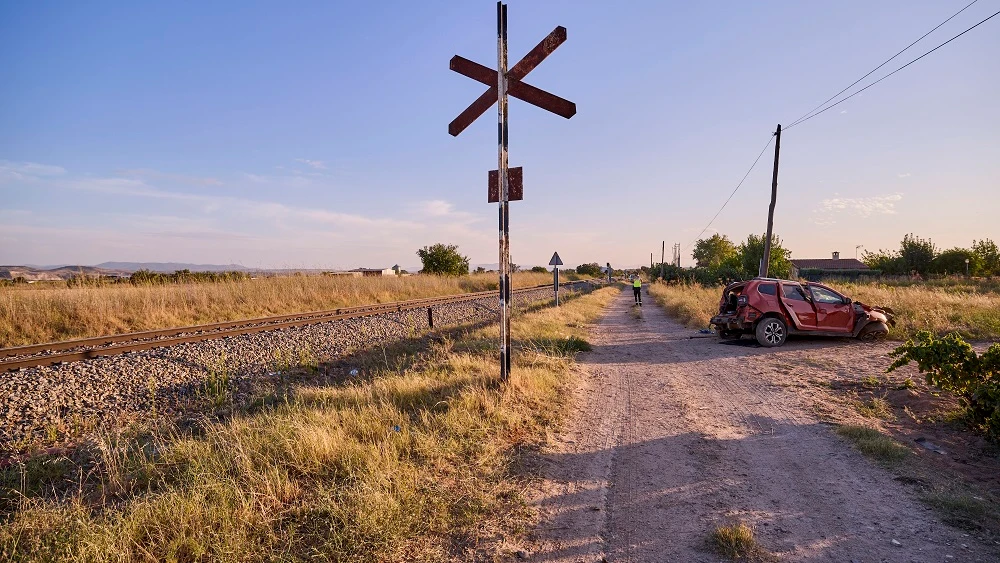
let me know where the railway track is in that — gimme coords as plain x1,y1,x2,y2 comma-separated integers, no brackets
1,280,595,372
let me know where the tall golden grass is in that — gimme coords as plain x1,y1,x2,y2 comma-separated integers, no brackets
648,281,1000,340
647,283,720,329
0,286,619,562
0,272,572,347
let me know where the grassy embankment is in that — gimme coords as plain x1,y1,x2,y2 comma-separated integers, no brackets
0,285,618,562
0,271,576,347
647,280,1000,340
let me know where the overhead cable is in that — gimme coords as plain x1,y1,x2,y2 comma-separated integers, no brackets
685,134,774,249
786,7,1000,130
786,0,980,129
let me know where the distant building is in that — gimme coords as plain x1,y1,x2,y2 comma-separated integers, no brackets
790,252,872,280
323,267,396,277
349,267,397,277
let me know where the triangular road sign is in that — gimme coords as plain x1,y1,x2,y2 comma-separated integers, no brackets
548,252,563,266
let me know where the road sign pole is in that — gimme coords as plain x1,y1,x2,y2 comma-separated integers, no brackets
761,123,781,278
497,2,511,381
553,266,559,306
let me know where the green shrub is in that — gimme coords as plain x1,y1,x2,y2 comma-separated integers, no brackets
888,331,1000,440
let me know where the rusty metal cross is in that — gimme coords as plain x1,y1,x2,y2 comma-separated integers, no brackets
448,26,576,137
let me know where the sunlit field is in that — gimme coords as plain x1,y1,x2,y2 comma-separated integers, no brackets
0,287,618,562
0,271,579,347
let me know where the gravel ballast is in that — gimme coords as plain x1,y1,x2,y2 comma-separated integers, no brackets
1,283,594,449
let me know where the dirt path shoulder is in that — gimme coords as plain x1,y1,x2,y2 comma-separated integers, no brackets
527,288,994,562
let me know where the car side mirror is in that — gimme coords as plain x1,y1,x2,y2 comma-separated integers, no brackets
844,298,852,305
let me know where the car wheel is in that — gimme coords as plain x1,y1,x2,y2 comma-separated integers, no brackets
755,317,787,347
718,330,742,340
858,321,889,342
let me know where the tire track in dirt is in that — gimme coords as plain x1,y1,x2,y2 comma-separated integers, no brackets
527,288,995,562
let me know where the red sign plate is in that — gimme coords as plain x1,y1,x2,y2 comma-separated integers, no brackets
488,167,523,203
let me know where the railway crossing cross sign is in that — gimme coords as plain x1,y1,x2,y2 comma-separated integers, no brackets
449,1,576,380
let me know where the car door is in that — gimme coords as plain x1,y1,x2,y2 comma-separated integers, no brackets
808,284,854,332
779,283,816,329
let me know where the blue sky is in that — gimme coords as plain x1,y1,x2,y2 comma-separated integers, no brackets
2,0,997,269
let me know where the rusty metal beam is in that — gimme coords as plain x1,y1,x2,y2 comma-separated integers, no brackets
448,26,569,136
450,56,576,119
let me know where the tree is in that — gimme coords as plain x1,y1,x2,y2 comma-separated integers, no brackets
529,266,548,273
899,233,937,275
737,233,791,279
575,262,603,277
973,239,1000,276
931,248,978,276
416,243,470,275
862,249,905,275
692,234,737,269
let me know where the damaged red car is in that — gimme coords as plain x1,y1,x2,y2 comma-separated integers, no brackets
709,278,895,347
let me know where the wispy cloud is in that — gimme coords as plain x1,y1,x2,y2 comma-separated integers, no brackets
0,161,66,183
415,200,457,217
242,173,268,183
814,192,903,225
897,172,911,178
64,174,483,241
6,161,493,267
840,110,848,114
295,158,326,170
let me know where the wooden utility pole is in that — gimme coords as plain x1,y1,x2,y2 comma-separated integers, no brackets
760,124,781,278
660,241,665,279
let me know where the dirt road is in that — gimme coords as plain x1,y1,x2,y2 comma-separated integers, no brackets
527,288,993,562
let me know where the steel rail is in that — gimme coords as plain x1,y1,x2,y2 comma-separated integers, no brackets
1,280,594,372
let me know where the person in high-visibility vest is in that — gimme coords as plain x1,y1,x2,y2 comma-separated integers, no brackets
632,276,642,305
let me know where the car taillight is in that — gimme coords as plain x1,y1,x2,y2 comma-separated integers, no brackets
737,295,749,306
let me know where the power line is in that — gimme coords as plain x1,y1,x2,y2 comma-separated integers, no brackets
685,134,774,250
786,7,1000,131
786,0,980,130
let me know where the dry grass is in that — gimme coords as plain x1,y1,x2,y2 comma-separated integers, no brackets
830,282,1000,341
710,521,770,561
0,286,618,562
647,283,719,329
835,425,910,465
856,396,895,420
0,272,572,347
647,280,1000,340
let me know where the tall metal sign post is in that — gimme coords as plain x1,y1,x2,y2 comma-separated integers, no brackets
449,2,576,380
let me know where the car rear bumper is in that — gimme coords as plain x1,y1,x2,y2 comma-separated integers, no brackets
710,314,752,331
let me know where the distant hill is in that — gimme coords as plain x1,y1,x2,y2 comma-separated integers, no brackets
1,262,251,281
95,262,250,273
0,265,130,281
